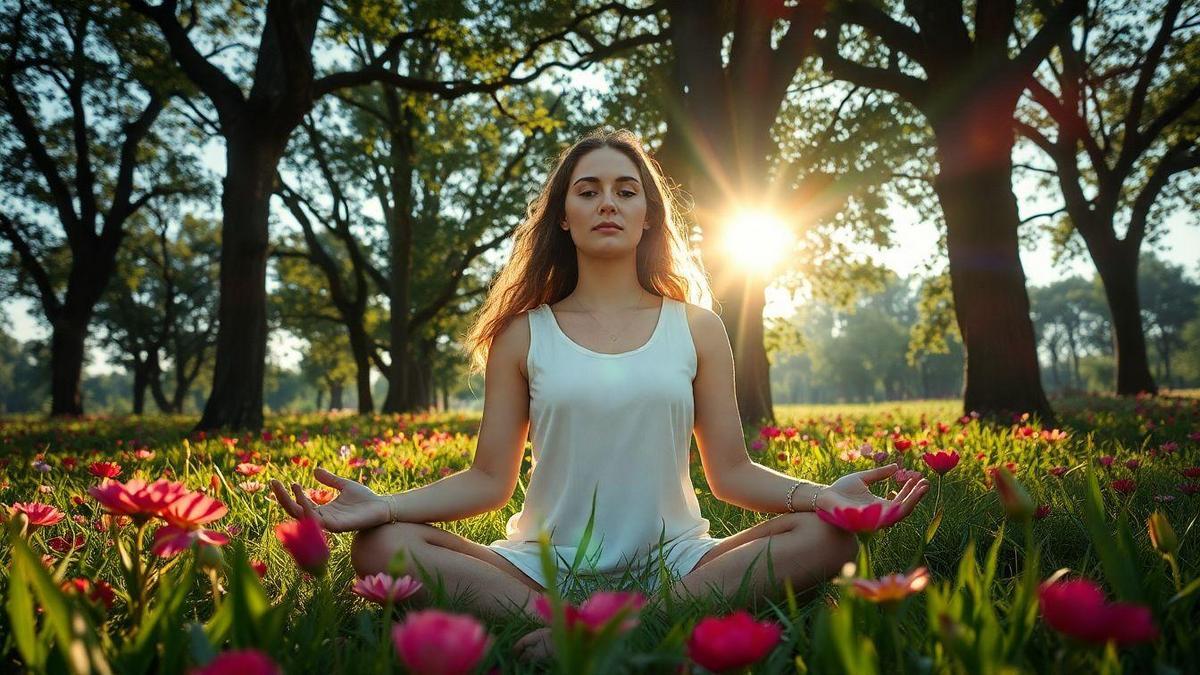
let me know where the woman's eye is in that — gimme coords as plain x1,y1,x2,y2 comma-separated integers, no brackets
620,190,637,198
579,190,597,197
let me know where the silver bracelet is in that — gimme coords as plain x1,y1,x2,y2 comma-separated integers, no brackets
784,482,801,512
811,486,823,512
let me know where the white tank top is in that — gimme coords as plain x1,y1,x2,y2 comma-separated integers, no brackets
489,296,721,588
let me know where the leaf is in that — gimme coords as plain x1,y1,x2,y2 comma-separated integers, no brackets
1080,461,1145,602
5,527,45,670
9,526,112,675
925,507,944,544
1167,575,1200,606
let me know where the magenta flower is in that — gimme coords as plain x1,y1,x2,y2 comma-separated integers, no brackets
392,609,492,675
1039,578,1157,645
816,502,905,534
686,610,781,673
275,517,329,575
191,649,281,675
351,573,423,605
89,478,189,520
533,590,645,634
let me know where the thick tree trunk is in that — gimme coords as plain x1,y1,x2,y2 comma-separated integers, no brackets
1093,251,1158,395
196,135,282,431
49,316,87,416
329,381,344,410
932,129,1052,419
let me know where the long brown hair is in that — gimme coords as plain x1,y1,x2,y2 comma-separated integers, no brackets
462,127,713,375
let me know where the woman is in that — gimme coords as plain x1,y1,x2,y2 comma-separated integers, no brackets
270,128,929,659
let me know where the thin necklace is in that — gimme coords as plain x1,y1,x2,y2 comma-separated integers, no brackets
574,290,650,343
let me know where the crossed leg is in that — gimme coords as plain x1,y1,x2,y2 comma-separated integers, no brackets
669,511,858,606
351,522,545,622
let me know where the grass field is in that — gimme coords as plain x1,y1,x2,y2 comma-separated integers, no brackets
1,395,1197,673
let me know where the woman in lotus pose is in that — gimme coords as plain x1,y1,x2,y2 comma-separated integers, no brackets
271,128,929,658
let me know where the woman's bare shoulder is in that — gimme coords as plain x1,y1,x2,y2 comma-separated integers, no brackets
680,301,727,353
491,309,534,379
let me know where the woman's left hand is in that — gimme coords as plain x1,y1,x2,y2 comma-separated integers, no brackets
816,463,930,521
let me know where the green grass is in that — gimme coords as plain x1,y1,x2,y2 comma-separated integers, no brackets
1,395,1198,673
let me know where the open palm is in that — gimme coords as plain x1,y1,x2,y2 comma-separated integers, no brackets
818,463,929,520
270,467,389,533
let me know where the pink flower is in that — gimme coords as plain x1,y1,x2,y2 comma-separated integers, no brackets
1098,455,1115,468
306,488,335,505
351,573,423,605
921,450,960,475
88,461,122,479
9,502,65,529
89,478,189,519
1049,466,1068,478
275,517,329,574
1038,578,1157,645
392,609,492,675
235,462,264,477
533,591,645,634
816,502,905,534
686,610,781,673
151,491,230,558
250,559,268,578
191,649,281,675
48,534,86,553
845,567,929,604
61,578,115,610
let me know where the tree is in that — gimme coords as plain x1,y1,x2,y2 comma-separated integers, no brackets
0,0,193,415
816,0,1087,418
1029,276,1109,391
1017,0,1200,395
127,0,667,430
95,210,219,413
600,1,908,424
1139,255,1199,387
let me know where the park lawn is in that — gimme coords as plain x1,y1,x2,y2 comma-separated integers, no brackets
0,395,1197,673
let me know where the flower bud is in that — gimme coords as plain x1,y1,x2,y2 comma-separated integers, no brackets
993,468,1034,522
197,542,225,572
1147,511,1178,556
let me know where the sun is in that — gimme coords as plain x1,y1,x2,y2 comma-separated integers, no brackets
722,209,795,273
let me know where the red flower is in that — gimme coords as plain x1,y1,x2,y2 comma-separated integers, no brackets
1180,467,1200,479
62,578,115,610
9,502,65,530
88,462,122,479
921,450,960,475
275,517,329,575
816,502,905,534
192,649,281,675
893,438,913,452
1034,504,1051,520
687,610,781,673
306,488,335,505
48,534,86,553
1110,479,1136,495
1038,578,1157,645
392,610,492,675
250,559,268,578
1181,482,1200,496
1098,455,1115,468
1049,466,1068,478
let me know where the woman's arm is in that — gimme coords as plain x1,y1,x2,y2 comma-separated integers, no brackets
689,305,809,512
688,306,929,515
272,314,531,530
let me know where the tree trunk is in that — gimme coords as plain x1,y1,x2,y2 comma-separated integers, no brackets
131,359,148,415
1092,251,1158,395
347,325,374,413
49,315,87,416
196,134,283,431
932,127,1052,419
329,381,344,410
315,387,324,412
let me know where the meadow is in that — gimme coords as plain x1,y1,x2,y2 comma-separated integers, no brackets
1,395,1197,674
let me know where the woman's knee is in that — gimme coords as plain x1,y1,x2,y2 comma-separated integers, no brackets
350,522,428,576
788,512,858,568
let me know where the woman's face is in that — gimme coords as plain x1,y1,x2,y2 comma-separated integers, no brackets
561,146,649,257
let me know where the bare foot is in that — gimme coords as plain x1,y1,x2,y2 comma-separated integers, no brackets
513,627,554,662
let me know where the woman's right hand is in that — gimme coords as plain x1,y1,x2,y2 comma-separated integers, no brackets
270,467,391,533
